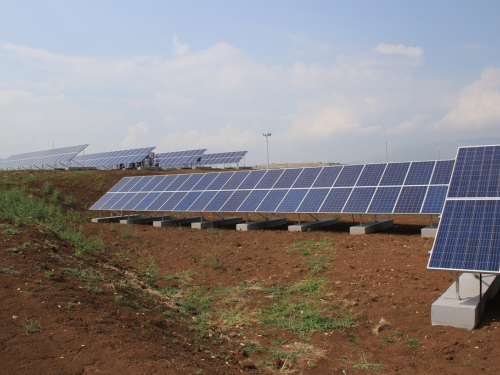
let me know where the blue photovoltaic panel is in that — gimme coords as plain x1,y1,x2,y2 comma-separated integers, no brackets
221,171,251,190
134,192,161,210
393,186,428,213
292,167,322,188
404,161,435,185
206,172,234,190
380,163,410,186
174,191,203,211
159,192,188,211
421,186,448,214
319,188,352,213
368,187,401,213
167,175,191,191
141,176,166,191
119,177,143,192
256,190,288,212
129,177,153,192
356,164,386,187
334,165,364,187
220,190,251,211
192,173,219,190
274,169,302,189
152,175,178,191
297,188,329,213
239,170,267,189
276,189,308,212
147,192,174,210
100,193,126,210
343,187,376,213
178,174,204,191
187,191,218,211
428,200,500,273
312,166,342,188
431,160,454,185
203,191,234,211
255,169,284,189
109,178,133,192
89,193,115,210
449,146,500,198
237,190,270,212
122,193,148,210
109,193,135,211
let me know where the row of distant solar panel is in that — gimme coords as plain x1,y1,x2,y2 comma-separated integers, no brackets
156,149,206,169
0,145,88,170
72,147,155,169
199,151,247,166
90,160,453,215
428,145,500,274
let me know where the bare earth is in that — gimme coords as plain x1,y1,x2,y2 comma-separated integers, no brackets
1,169,499,375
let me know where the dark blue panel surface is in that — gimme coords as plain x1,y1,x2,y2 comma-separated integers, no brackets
239,170,267,189
152,175,178,191
237,190,270,212
421,186,448,214
129,177,153,192
256,190,288,212
141,176,167,192
167,175,191,191
174,191,203,211
100,193,128,210
121,193,148,210
312,166,342,188
431,160,454,185
319,188,352,213
89,193,115,210
178,174,204,191
134,192,161,210
119,177,143,192
220,190,251,211
221,171,251,190
203,191,234,211
192,173,219,190
405,161,435,185
394,186,427,213
276,189,308,212
255,169,285,189
147,192,174,210
368,187,401,213
334,165,364,187
206,172,234,190
187,191,218,211
274,169,302,189
109,178,133,192
292,167,322,188
380,162,410,186
343,187,376,213
428,200,500,273
356,164,386,186
159,192,188,211
297,188,329,213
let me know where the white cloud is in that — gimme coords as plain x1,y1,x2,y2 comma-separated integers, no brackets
373,43,424,58
172,35,190,57
433,67,500,130
120,121,151,149
387,114,426,134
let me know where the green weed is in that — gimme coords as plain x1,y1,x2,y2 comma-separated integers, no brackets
21,318,42,334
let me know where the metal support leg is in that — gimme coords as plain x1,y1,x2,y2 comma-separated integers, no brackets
456,272,460,300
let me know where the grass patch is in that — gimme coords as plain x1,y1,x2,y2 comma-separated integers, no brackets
139,255,159,287
0,266,20,274
63,267,105,282
21,318,42,335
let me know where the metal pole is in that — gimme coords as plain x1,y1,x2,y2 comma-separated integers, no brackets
263,133,271,169
385,140,388,162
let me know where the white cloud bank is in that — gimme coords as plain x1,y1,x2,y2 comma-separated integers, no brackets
373,43,424,57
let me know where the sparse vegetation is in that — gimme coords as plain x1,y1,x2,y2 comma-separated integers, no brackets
21,318,42,335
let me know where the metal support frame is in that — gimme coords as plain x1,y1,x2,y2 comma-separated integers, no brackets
456,272,460,300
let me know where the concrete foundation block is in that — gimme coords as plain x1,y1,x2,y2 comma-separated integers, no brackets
421,225,438,238
350,219,393,235
288,218,337,232
153,216,203,227
431,273,500,329
236,218,287,231
119,216,170,225
91,215,141,223
191,217,243,229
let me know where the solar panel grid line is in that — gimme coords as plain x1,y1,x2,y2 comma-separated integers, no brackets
336,166,366,212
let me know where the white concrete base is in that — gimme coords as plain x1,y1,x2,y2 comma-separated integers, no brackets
91,215,141,223
236,218,287,231
431,273,500,329
119,216,170,225
349,219,393,235
421,224,438,238
191,217,243,229
153,216,203,227
288,218,337,232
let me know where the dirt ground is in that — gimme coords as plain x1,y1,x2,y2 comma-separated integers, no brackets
1,169,500,375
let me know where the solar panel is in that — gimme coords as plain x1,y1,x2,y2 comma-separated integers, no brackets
237,190,269,212
276,189,308,212
393,186,427,213
188,191,218,211
343,187,376,213
274,169,302,189
256,190,288,212
421,186,448,214
72,147,154,170
356,164,386,186
198,151,247,167
428,145,500,273
319,188,352,213
313,166,342,188
380,163,410,186
220,190,251,211
297,188,330,213
1,144,88,170
334,165,364,187
404,161,435,185
431,160,455,185
239,170,267,189
292,167,322,188
156,149,206,169
255,169,284,189
367,187,401,214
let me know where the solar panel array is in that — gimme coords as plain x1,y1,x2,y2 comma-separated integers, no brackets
155,149,207,169
72,147,155,170
199,151,247,167
0,145,88,170
428,145,500,274
90,160,453,215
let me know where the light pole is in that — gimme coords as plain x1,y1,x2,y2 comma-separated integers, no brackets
385,140,388,162
263,133,271,169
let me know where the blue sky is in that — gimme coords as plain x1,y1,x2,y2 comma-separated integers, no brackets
1,0,500,165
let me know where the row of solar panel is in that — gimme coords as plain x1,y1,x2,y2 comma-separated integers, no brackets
156,150,206,168
2,144,88,161
428,145,500,274
91,184,447,214
199,151,247,166
0,145,89,169
72,147,155,163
